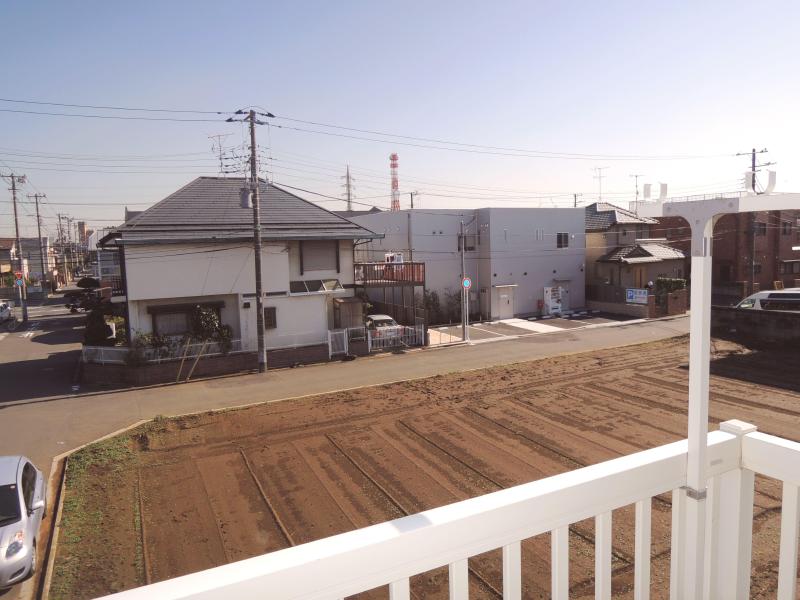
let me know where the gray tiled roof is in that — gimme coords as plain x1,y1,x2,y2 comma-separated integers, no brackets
599,242,686,264
102,177,380,246
585,202,657,231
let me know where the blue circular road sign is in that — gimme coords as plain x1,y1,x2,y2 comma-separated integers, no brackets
462,277,472,289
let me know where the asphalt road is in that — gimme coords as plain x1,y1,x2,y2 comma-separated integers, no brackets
0,302,84,405
0,301,84,600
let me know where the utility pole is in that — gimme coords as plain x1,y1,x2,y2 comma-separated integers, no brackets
593,167,609,201
2,173,28,322
735,148,773,293
460,220,467,342
409,191,416,210
573,193,583,208
227,108,275,373
27,193,47,287
735,147,772,193
249,110,267,373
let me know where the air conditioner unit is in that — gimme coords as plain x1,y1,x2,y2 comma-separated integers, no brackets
385,252,404,263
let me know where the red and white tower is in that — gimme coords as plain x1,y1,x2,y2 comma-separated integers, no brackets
389,153,400,212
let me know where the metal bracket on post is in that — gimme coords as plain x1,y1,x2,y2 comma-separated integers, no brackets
680,486,707,501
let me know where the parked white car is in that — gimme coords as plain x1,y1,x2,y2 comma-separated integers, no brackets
0,302,14,323
366,314,403,339
736,289,800,312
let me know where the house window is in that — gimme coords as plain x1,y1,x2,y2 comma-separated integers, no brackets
289,279,343,294
754,222,767,236
719,264,733,282
264,307,277,329
782,221,792,235
794,263,800,275
300,240,338,273
556,233,569,248
753,263,762,274
153,312,190,336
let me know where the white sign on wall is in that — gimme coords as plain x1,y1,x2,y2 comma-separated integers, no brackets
626,288,649,304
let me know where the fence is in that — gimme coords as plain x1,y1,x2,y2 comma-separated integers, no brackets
82,339,244,365
265,331,328,351
367,322,425,352
98,420,800,600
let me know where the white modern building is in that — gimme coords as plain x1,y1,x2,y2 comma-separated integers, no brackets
100,177,380,360
350,207,586,321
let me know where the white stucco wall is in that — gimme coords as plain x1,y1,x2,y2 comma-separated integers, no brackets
123,240,355,350
351,207,586,320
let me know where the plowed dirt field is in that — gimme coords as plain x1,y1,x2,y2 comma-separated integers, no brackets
50,336,800,599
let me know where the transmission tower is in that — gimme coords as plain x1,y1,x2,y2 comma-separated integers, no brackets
342,165,355,211
209,133,232,176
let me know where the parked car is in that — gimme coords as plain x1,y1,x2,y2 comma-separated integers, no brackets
0,456,46,589
0,302,14,323
366,314,403,339
736,289,800,312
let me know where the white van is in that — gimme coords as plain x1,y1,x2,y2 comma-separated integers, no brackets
736,289,800,311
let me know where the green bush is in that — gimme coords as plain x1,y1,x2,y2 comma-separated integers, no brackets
655,277,687,295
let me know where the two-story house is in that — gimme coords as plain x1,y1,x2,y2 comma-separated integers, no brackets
585,202,686,288
100,177,380,364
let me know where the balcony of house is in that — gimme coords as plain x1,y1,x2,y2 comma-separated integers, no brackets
354,261,426,287
98,419,800,600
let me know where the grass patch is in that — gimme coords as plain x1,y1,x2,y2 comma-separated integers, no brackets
49,433,140,600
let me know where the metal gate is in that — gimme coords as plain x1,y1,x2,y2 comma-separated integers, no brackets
328,329,348,358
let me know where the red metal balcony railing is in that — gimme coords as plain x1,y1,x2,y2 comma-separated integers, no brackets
354,262,425,287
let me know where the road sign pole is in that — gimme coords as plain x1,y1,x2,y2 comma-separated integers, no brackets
461,276,472,343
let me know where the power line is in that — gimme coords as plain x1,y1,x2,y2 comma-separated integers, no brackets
0,108,222,122
0,97,223,114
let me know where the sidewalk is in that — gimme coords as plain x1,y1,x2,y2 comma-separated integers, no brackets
0,314,688,478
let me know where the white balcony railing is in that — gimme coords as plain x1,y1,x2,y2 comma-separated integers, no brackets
97,419,800,600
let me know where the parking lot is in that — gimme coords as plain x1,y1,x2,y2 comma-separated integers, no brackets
428,313,634,345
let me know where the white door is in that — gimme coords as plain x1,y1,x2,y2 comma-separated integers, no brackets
499,290,514,319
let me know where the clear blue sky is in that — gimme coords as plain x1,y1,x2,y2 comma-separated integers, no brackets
2,0,799,237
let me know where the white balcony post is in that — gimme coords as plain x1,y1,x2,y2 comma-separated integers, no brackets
777,482,800,600
681,214,718,599
448,559,468,600
711,420,757,599
502,541,522,600
551,526,569,600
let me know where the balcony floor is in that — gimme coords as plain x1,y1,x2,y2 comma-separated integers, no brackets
52,336,800,599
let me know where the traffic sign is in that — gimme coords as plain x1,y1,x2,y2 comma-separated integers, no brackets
15,278,24,287
14,271,22,280
462,277,472,290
